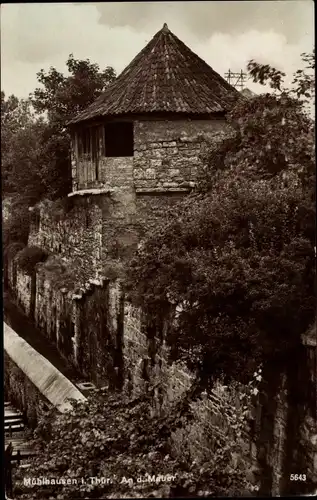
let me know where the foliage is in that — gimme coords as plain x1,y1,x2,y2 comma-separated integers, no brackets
29,54,116,200
2,199,32,253
169,375,263,495
39,255,78,291
13,388,253,499
48,197,75,222
127,174,315,384
15,246,49,276
31,54,116,126
248,49,315,103
102,259,126,281
199,52,315,191
126,52,315,387
3,242,25,261
2,54,116,206
1,92,46,203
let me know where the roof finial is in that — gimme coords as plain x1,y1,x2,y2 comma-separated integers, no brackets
162,23,169,33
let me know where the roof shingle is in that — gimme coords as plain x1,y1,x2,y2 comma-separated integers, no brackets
69,23,241,124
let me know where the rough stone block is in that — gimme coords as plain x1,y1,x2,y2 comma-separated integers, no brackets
144,168,157,179
150,159,162,168
133,169,146,180
151,149,164,159
169,168,181,177
162,181,179,188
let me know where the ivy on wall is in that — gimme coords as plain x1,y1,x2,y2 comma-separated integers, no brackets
77,286,121,388
15,246,49,276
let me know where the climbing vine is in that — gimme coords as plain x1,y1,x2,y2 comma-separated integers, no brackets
15,246,49,276
13,385,258,499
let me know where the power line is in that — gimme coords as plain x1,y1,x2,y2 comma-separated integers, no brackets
225,69,248,90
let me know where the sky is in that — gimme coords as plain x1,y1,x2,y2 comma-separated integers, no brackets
1,1,314,99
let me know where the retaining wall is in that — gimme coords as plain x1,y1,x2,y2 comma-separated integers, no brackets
4,322,86,427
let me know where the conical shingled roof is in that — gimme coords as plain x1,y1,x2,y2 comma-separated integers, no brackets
69,23,240,124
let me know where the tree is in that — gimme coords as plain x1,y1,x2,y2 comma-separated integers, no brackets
1,55,116,208
1,55,116,246
125,54,315,495
1,92,46,253
127,174,315,385
247,49,315,103
1,92,45,203
28,54,116,199
31,54,116,127
126,51,315,388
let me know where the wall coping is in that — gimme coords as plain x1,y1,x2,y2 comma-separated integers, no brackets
135,187,192,193
68,188,113,197
4,322,87,412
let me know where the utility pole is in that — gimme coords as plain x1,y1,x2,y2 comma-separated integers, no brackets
225,69,247,90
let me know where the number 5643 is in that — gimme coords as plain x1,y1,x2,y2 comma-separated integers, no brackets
290,474,306,481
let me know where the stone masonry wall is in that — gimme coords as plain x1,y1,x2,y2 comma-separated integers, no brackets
15,266,32,316
135,192,185,237
29,197,105,285
4,352,51,428
123,301,255,464
76,156,134,192
134,119,229,192
28,192,139,287
8,257,124,389
71,118,230,194
77,283,123,388
28,190,187,280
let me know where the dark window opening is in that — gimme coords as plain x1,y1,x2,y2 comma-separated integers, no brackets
104,122,134,157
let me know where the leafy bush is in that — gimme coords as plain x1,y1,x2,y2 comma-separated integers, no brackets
3,242,25,260
39,255,80,291
15,246,49,276
126,171,315,386
13,388,254,499
126,52,315,388
2,200,31,249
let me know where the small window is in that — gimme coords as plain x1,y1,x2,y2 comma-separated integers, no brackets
104,122,134,157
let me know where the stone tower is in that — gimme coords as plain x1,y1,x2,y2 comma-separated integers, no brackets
67,23,239,195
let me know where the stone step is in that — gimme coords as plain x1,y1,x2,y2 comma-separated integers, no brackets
5,409,23,418
5,415,24,424
5,436,36,455
5,423,24,433
5,417,24,426
11,451,36,459
4,406,16,412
